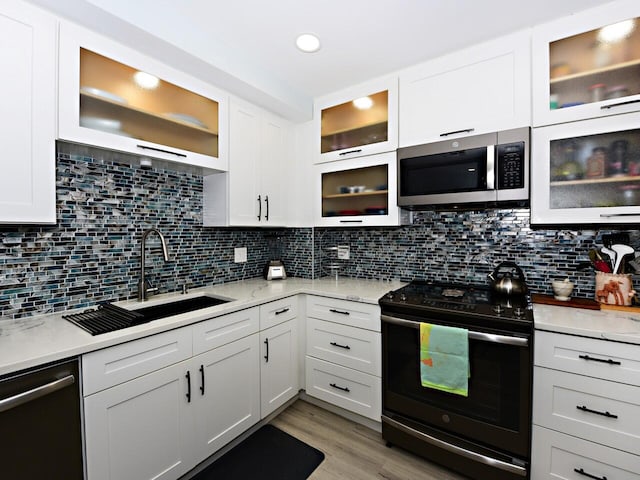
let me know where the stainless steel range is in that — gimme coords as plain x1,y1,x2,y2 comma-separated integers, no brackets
379,281,533,480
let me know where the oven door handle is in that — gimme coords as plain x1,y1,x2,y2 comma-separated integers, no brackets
380,315,529,347
382,415,527,477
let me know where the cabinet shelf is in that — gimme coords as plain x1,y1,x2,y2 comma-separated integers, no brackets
81,92,218,136
321,120,388,138
322,190,388,199
550,58,640,85
550,175,640,187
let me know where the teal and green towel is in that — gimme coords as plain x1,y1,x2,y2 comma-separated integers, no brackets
420,323,469,397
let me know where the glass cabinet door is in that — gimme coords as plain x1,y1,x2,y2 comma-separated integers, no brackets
531,112,640,224
79,48,219,158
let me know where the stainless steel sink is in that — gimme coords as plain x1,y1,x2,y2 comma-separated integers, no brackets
133,295,230,321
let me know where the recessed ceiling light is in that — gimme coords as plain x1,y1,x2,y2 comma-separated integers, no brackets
353,96,373,109
296,33,321,53
134,71,160,89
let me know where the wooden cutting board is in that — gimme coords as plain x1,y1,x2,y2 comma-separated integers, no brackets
531,293,600,310
600,303,640,313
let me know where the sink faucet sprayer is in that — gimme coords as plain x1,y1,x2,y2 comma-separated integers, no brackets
138,228,170,301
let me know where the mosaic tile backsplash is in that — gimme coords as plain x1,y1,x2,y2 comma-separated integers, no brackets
1,142,638,319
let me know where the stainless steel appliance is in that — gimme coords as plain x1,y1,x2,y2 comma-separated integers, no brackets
397,127,530,209
264,260,287,280
379,281,533,480
0,358,83,478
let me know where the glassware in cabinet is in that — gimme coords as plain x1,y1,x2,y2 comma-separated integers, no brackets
531,111,640,224
314,77,398,164
533,1,640,126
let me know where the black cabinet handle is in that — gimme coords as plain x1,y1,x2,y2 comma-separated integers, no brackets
574,468,607,480
576,405,618,419
339,220,363,223
338,149,362,156
185,371,191,403
578,354,621,366
265,195,269,221
264,338,269,363
199,364,205,395
440,128,474,137
330,341,351,350
136,144,187,157
257,195,262,221
600,98,640,110
329,308,350,315
275,308,290,315
329,383,350,392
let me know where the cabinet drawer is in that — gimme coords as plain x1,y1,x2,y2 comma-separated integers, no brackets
305,356,381,421
531,425,640,480
535,330,640,386
306,318,381,376
306,295,380,331
82,327,192,396
533,367,640,456
192,307,259,355
259,296,298,330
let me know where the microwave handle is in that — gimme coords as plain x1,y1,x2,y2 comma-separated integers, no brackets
486,145,495,190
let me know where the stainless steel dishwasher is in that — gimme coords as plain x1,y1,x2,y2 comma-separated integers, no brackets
0,358,83,479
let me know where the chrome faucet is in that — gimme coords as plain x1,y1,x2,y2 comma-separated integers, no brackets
138,228,170,301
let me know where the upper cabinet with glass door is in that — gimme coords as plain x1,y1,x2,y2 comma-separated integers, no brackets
59,22,228,172
531,111,640,224
533,0,640,126
313,77,398,164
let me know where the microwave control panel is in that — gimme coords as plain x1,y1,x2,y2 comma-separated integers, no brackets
497,142,525,190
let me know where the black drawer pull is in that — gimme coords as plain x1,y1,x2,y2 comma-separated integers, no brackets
578,354,621,366
185,371,191,403
264,338,269,363
600,98,640,110
137,144,187,157
440,128,474,137
574,468,607,480
330,341,351,350
329,308,350,315
338,149,362,156
199,364,205,395
576,405,618,419
329,383,350,392
275,308,290,315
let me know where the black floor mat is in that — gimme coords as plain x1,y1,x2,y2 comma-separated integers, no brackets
192,424,325,480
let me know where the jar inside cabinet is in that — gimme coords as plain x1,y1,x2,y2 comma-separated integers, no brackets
321,164,389,218
79,48,219,157
548,16,640,111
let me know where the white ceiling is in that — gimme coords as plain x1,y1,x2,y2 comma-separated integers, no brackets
30,0,615,120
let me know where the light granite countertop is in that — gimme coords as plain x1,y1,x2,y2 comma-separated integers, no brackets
533,303,640,345
0,277,404,377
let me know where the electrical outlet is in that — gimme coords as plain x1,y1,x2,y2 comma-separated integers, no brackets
234,247,247,263
337,245,350,260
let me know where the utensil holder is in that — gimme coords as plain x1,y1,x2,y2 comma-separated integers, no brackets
594,272,635,306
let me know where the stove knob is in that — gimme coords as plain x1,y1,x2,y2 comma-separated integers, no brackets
385,292,395,300
514,307,526,318
493,304,503,314
399,293,407,302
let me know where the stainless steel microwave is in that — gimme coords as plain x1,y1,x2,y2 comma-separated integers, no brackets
397,127,530,209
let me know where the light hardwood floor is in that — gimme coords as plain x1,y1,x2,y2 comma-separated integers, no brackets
270,400,469,480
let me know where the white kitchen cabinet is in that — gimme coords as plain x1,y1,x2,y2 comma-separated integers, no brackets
314,152,400,227
58,21,228,172
260,318,299,418
0,0,56,224
203,98,291,226
399,30,531,147
531,111,640,225
314,76,398,164
532,0,640,127
304,295,382,421
532,329,640,478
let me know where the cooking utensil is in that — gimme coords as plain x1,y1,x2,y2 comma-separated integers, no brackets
611,244,635,274
601,246,616,271
487,261,528,296
588,249,612,272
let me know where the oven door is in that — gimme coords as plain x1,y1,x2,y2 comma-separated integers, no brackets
381,314,531,459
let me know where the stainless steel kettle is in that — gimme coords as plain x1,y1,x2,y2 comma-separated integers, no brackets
487,261,528,296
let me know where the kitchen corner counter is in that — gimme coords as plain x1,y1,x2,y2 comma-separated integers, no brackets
533,302,640,345
0,277,404,377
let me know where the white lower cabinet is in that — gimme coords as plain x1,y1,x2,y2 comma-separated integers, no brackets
83,308,261,480
304,295,382,421
532,329,640,478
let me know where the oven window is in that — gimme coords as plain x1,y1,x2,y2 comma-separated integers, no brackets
384,322,524,431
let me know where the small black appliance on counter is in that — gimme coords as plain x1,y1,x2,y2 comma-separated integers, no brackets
263,260,286,280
